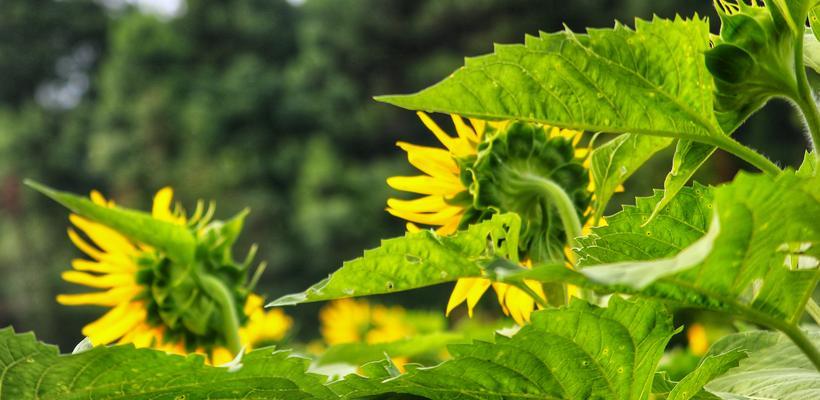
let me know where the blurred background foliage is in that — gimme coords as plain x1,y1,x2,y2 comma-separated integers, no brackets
0,0,810,351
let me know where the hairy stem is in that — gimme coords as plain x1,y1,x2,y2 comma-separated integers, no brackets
199,273,242,355
520,174,584,249
713,135,782,176
795,29,820,161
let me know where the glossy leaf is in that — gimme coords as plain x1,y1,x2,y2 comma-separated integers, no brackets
705,330,820,399
377,17,725,143
589,133,672,221
270,213,521,306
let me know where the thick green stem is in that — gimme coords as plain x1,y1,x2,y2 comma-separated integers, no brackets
521,174,584,249
795,31,820,160
778,322,820,371
199,274,242,355
713,135,782,176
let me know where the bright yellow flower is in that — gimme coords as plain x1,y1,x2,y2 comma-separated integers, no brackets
319,298,414,345
687,323,710,356
58,187,291,364
387,112,591,325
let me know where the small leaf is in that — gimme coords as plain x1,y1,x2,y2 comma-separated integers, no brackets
26,180,197,264
666,349,748,400
590,133,673,221
647,140,716,223
269,213,521,306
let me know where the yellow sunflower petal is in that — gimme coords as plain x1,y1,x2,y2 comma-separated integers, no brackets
465,278,492,317
491,283,511,315
387,196,449,213
386,205,462,226
435,217,461,235
504,285,535,325
57,286,142,306
70,215,136,256
386,176,464,196
67,228,104,261
417,112,474,157
406,222,422,233
468,118,486,140
451,114,478,143
89,190,108,206
446,278,490,317
72,258,134,274
152,186,176,222
211,347,235,366
396,142,459,174
82,302,146,345
61,271,134,288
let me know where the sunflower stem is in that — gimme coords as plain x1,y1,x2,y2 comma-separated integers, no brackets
518,173,584,249
199,273,242,355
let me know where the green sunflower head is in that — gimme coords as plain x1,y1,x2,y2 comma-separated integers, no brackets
136,208,255,352
457,121,591,263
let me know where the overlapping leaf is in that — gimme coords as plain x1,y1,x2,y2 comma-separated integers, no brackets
589,133,672,221
0,327,333,400
333,297,676,400
270,213,521,306
705,330,820,399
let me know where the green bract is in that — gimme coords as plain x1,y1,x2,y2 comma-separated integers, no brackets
463,121,590,262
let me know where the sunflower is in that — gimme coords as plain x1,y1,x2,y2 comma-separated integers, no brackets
386,112,592,325
319,298,414,346
57,187,291,364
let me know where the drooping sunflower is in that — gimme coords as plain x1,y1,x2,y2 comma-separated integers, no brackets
387,112,593,325
57,187,291,364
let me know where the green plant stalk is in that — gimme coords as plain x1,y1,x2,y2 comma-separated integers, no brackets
515,173,598,304
713,135,782,176
794,27,820,161
199,273,242,355
520,174,583,249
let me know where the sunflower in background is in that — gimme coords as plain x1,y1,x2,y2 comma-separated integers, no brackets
55,187,292,365
387,112,594,325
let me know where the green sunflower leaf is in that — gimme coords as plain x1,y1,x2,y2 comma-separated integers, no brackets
704,330,820,399
269,213,521,306
377,17,729,147
504,171,820,349
25,180,197,264
646,140,715,223
656,349,748,400
0,327,334,400
589,133,672,221
332,297,677,400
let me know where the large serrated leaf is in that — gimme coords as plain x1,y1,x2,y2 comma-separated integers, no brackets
0,327,334,400
705,330,820,399
269,213,521,306
377,17,726,144
26,181,197,264
332,297,676,400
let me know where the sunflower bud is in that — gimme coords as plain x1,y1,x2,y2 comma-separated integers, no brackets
707,0,808,125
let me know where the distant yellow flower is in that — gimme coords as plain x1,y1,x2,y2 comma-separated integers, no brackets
687,323,710,356
320,298,414,345
387,112,590,325
58,187,291,364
